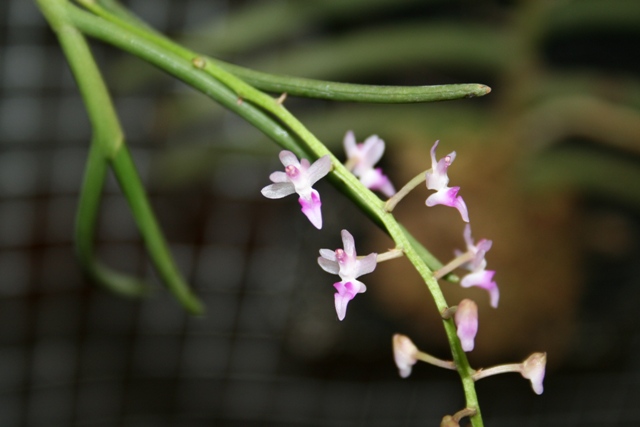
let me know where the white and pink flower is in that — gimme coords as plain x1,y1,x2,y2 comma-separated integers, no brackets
425,140,469,222
344,131,396,197
318,229,377,320
456,224,500,308
261,150,331,229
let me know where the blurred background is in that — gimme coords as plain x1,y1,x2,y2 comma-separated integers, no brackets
1,0,640,426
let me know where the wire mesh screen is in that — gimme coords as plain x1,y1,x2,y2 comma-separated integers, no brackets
2,1,640,427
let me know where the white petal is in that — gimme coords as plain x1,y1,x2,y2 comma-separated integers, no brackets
261,182,295,199
340,229,356,258
279,150,299,167
319,249,336,260
318,257,339,274
306,155,332,186
269,171,288,183
361,135,384,166
463,224,473,249
343,131,357,158
429,140,439,168
356,253,378,277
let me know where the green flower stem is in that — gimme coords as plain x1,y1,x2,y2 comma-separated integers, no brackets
37,0,203,314
62,3,482,423
400,224,459,283
434,251,475,280
416,350,457,371
375,248,404,263
384,169,429,212
472,363,522,381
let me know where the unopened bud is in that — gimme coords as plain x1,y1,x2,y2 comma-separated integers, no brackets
392,334,418,378
521,352,547,395
455,299,478,352
440,415,459,427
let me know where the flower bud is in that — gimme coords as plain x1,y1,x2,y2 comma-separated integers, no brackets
454,299,479,352
392,334,419,378
440,415,459,427
521,352,547,395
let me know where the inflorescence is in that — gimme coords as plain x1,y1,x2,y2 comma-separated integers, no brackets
261,131,546,424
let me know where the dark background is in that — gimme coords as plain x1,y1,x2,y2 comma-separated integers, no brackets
1,0,639,426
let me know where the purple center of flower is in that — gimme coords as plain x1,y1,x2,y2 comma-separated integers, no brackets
335,248,347,264
444,155,452,166
285,165,299,178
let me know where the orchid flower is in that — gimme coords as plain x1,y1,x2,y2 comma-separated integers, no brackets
318,229,377,320
261,150,331,229
454,299,479,352
392,334,419,378
456,224,500,308
425,141,469,222
343,131,396,197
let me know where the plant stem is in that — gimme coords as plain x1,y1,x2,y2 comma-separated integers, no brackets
37,0,203,314
76,142,149,296
384,169,429,212
110,146,203,314
416,351,457,371
375,248,404,263
472,363,522,381
434,251,475,279
60,3,483,423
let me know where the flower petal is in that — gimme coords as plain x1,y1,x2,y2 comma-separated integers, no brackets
454,195,470,223
269,171,288,183
343,130,357,158
306,155,332,186
319,248,336,261
261,182,295,199
356,253,378,277
334,281,358,321
425,186,459,207
461,270,500,308
299,190,323,229
318,256,339,275
279,150,300,167
361,134,385,167
340,229,356,259
360,168,396,197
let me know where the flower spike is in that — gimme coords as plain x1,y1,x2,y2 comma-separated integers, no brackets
425,141,469,222
261,150,331,229
318,230,377,320
344,131,396,197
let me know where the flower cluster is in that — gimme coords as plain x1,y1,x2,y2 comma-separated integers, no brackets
259,131,545,410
